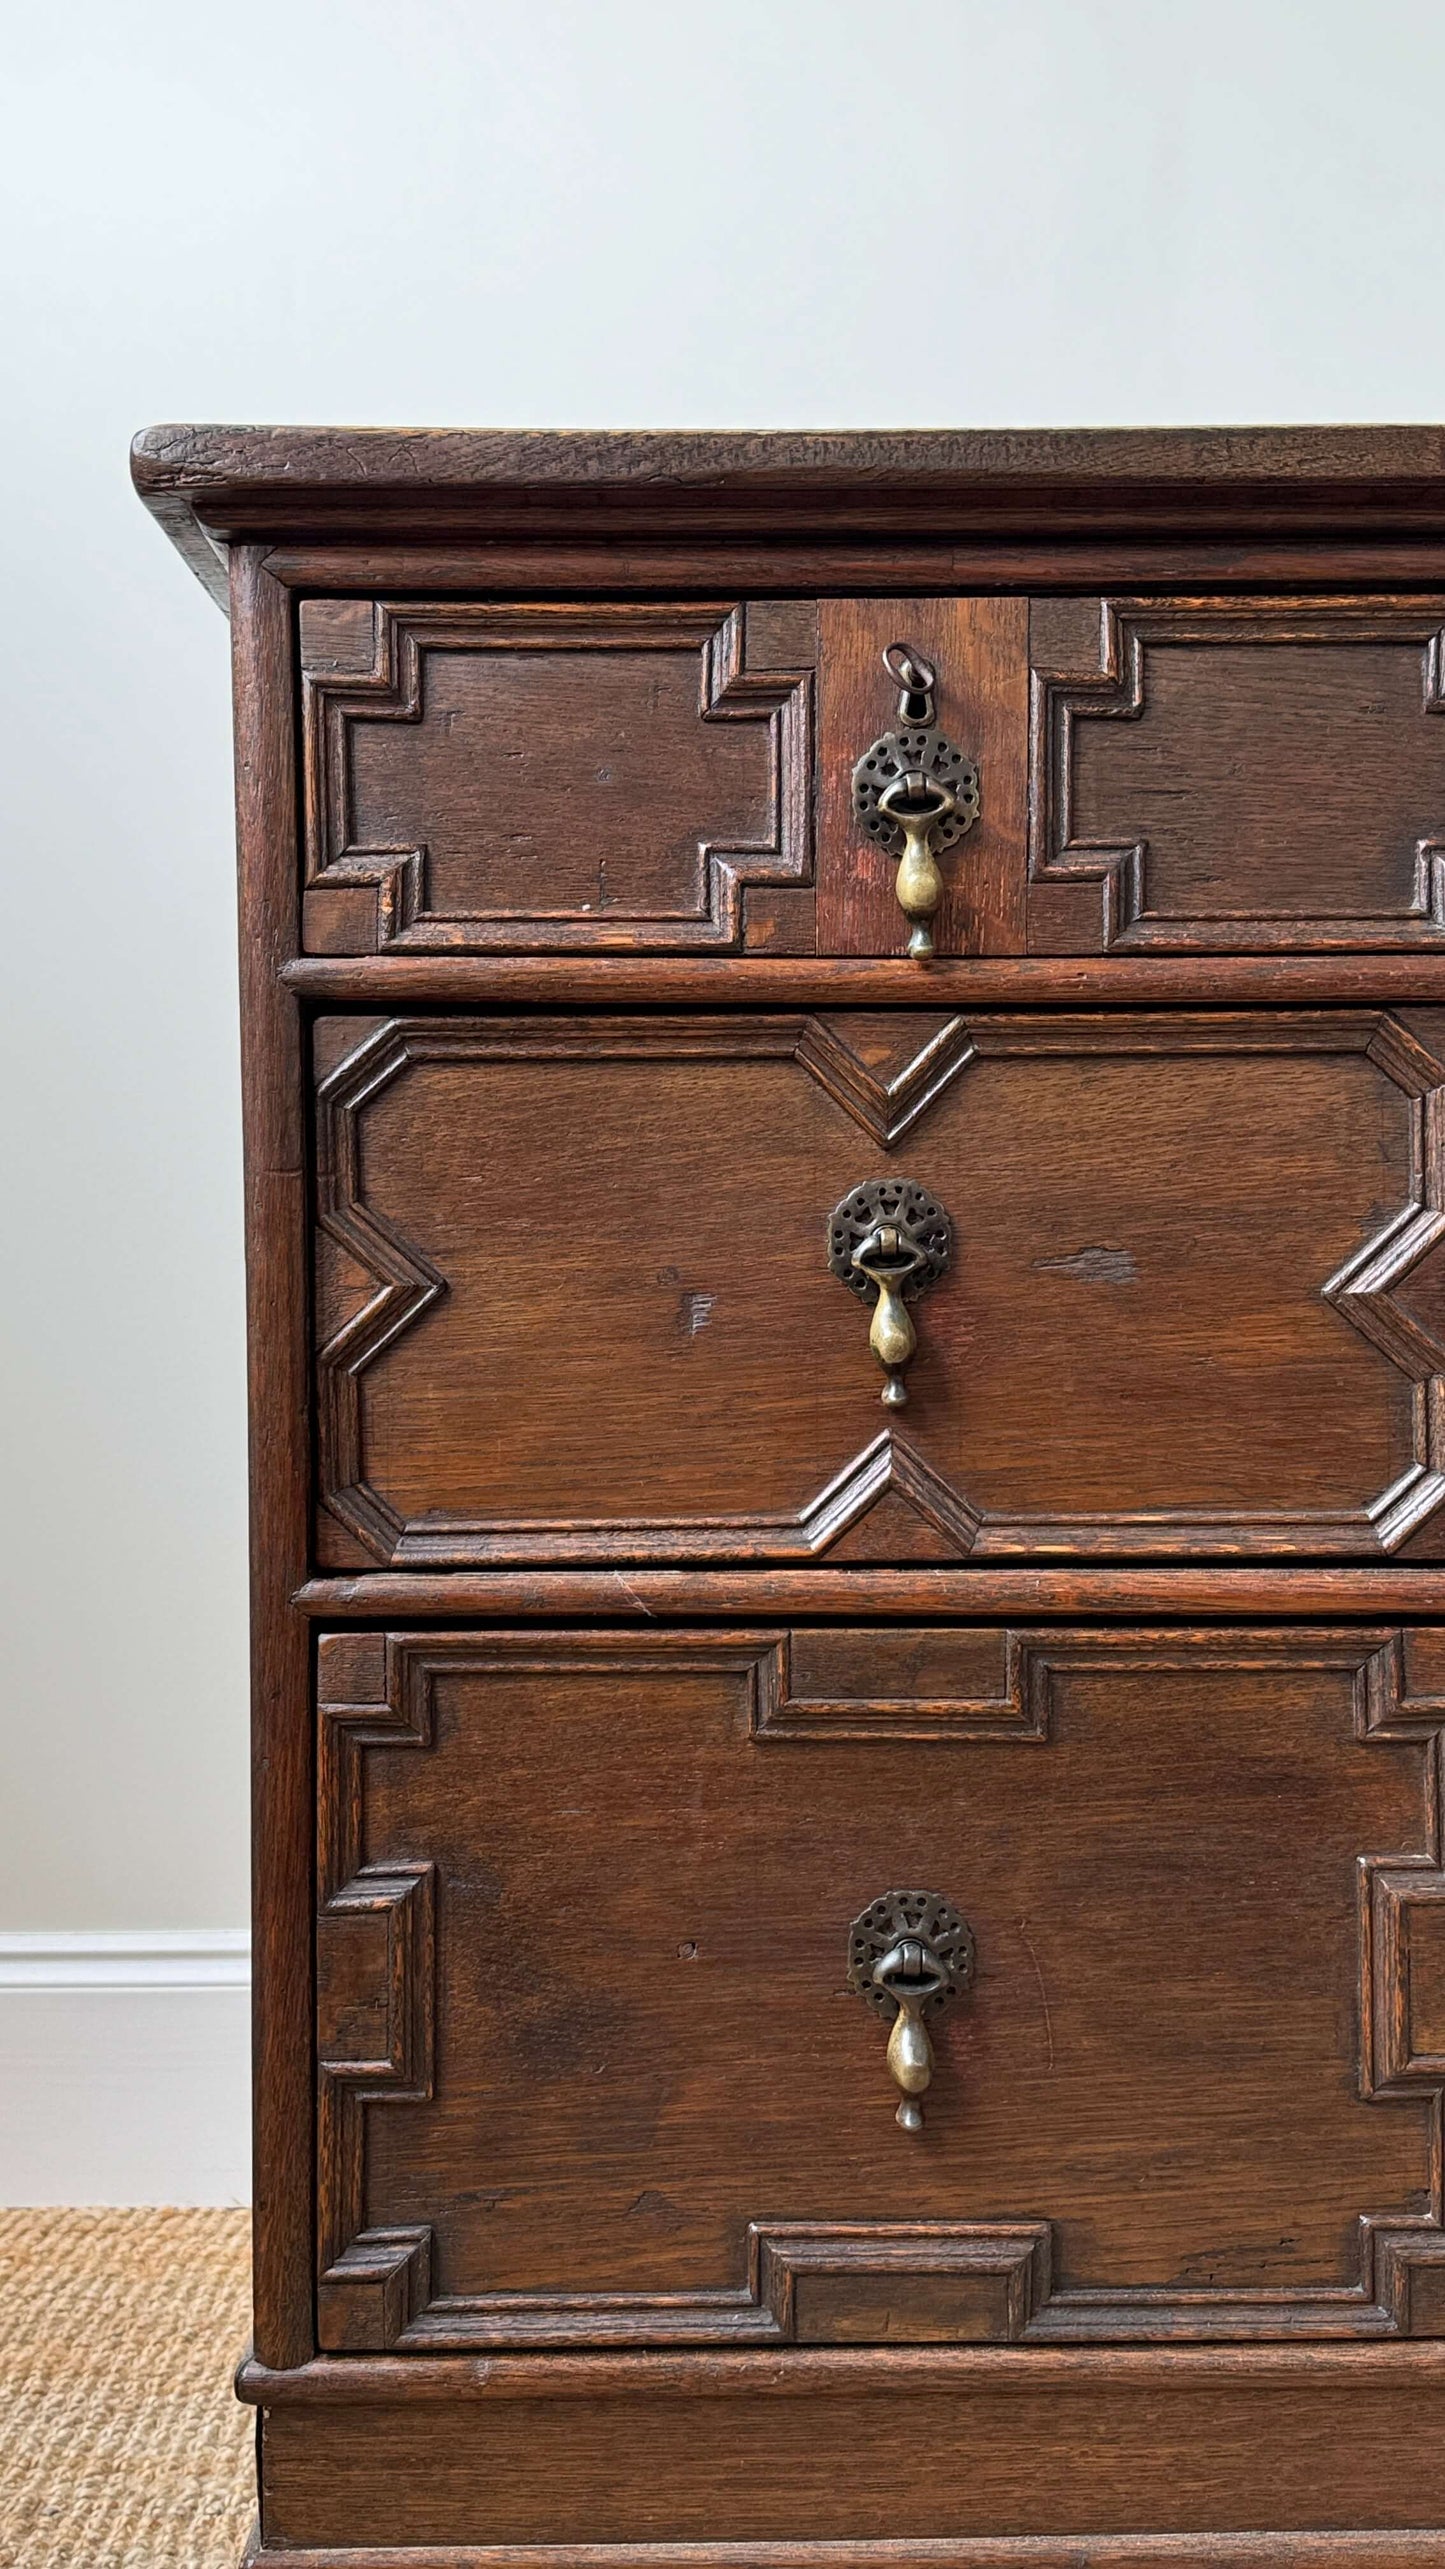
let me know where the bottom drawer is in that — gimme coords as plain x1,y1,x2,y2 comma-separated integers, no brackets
314,1622,1445,2352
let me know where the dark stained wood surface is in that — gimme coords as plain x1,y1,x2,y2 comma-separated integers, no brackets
231,548,315,2371
1029,598,1445,954
133,423,1445,497
136,431,1445,2560
294,589,1445,965
815,599,1028,957
312,1008,1444,1568
294,1565,1445,1619
299,600,815,957
132,425,1445,615
133,427,1445,614
283,950,1445,1003
237,2338,1445,2397
257,533,1445,601
257,2376,1445,2548
313,1624,1443,2352
241,2531,1445,2569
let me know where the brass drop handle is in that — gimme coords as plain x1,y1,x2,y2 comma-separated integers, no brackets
847,1891,975,2134
873,1937,947,2131
828,1179,953,1409
851,1223,927,1408
875,770,959,961
851,644,980,962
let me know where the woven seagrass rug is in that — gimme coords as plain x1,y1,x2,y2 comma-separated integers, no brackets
0,2207,253,2568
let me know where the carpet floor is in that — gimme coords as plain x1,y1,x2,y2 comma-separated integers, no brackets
0,2207,254,2569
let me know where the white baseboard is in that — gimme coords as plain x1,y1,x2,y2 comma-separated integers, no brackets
0,1931,252,2205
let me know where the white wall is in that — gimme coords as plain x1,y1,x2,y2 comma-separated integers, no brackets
5,0,1445,2187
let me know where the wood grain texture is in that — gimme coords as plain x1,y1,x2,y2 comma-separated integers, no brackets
293,1566,1445,1619
312,1008,1445,1567
231,548,314,2371
236,2339,1445,2400
282,952,1445,1003
815,600,1027,957
257,534,1445,601
135,428,1445,2562
1029,599,1445,953
239,2538,1445,2569
131,427,1445,619
299,601,814,955
311,1624,1445,2351
133,422,1445,495
238,2536,1445,2569
256,2378,1445,2548
129,427,1445,586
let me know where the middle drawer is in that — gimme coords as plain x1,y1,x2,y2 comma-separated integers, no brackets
312,1005,1445,1568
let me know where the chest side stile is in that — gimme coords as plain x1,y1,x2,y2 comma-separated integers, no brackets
230,546,315,2373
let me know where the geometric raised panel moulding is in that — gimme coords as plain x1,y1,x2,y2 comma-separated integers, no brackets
1324,1009,1445,1550
315,1627,435,2352
299,598,816,954
314,1625,1445,2350
313,1005,1445,1568
1028,597,1445,954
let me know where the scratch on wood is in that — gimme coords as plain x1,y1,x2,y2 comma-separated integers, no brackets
1018,1916,1056,2072
1034,1245,1137,1285
610,1574,656,1619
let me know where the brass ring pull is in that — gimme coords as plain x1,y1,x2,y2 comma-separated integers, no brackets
848,1892,975,2132
828,1179,952,1408
882,642,939,720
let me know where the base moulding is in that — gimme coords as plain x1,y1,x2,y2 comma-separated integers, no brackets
241,2537,1445,2569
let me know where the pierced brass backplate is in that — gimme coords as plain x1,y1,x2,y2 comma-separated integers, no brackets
827,1177,952,1407
848,1890,975,2132
852,643,981,959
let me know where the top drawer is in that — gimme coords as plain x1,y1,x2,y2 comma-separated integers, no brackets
298,592,1445,960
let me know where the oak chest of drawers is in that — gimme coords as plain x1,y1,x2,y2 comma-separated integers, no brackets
135,424,1445,2566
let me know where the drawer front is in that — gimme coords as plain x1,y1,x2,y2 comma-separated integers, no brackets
1027,595,1445,955
314,1622,1445,2351
296,593,1026,962
313,1005,1445,1568
297,590,1445,960
299,597,820,959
